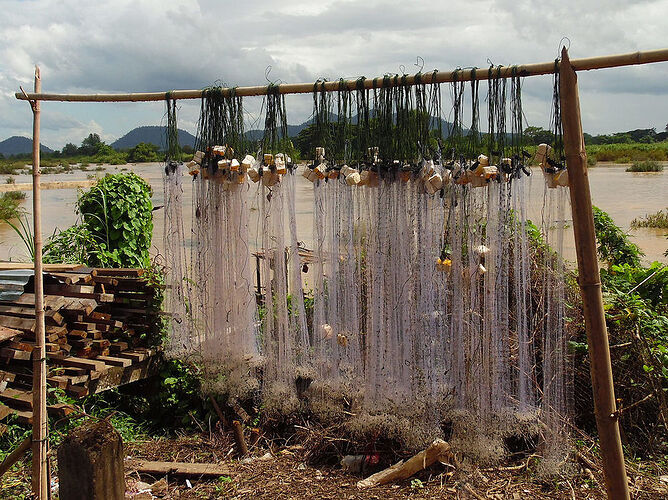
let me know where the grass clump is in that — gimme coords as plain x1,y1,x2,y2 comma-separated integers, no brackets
626,160,664,172
631,209,668,229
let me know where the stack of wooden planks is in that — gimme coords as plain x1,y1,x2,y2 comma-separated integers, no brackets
0,266,162,428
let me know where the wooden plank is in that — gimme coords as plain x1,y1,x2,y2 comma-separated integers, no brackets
0,305,63,325
132,460,232,478
0,325,21,342
91,268,144,277
6,340,36,352
0,403,12,421
89,276,119,286
0,263,83,271
43,287,112,302
109,342,128,354
47,354,108,372
0,294,67,310
0,315,35,331
0,388,33,410
48,273,93,285
95,355,131,368
0,348,31,361
115,351,146,363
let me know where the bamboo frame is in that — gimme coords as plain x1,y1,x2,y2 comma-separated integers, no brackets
560,48,630,500
14,48,668,500
27,66,48,500
14,49,668,102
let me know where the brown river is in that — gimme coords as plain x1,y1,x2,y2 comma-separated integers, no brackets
1,163,666,266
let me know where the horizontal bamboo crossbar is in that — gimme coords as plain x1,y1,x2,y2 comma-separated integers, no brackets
15,49,668,103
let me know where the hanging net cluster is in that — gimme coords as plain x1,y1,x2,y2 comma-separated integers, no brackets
162,67,572,465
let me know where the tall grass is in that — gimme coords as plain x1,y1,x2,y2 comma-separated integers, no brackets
631,208,668,229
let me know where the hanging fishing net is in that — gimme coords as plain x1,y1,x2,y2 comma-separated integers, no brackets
161,67,572,466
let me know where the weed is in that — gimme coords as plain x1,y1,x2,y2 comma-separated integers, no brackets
631,208,668,229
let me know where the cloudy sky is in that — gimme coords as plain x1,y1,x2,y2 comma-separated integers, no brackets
1,0,667,149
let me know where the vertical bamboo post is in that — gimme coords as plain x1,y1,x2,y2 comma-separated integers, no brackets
30,65,49,499
559,48,630,500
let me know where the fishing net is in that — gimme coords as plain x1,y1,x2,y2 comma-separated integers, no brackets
162,96,190,358
185,87,260,399
161,68,572,465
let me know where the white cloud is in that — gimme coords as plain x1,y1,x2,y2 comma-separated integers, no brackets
0,0,666,148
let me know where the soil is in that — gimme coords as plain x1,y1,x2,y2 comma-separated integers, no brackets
2,430,667,499
120,432,666,499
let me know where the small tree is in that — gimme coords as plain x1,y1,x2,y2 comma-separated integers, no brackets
127,142,160,163
79,133,104,155
62,143,78,156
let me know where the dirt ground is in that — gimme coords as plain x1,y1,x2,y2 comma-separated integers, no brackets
120,433,666,500
2,431,667,499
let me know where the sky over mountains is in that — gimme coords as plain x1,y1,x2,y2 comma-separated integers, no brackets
1,0,667,149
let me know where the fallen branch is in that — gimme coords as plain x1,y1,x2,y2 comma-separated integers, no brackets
356,439,452,489
0,435,31,477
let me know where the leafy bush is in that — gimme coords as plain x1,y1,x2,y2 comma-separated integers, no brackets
592,206,642,267
574,207,668,454
127,142,160,163
626,160,664,172
77,173,153,267
44,173,153,267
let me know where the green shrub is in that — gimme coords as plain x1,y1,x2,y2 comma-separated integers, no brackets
626,160,663,172
77,173,153,267
44,173,153,267
592,206,642,267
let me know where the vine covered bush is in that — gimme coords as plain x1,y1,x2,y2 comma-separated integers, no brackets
45,173,153,267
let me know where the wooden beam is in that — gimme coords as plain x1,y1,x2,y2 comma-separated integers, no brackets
132,460,232,478
560,47,630,500
14,49,668,102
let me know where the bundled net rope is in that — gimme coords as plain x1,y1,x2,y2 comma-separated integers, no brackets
162,96,190,357
184,87,260,398
249,84,310,413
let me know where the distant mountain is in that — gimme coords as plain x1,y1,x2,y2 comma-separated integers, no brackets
111,126,196,151
0,136,53,156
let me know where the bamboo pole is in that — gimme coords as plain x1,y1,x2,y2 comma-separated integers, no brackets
14,49,668,102
559,47,630,500
29,65,49,500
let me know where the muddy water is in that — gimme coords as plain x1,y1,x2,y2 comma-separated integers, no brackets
1,163,666,265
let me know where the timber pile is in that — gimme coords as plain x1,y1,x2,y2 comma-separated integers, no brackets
0,266,161,427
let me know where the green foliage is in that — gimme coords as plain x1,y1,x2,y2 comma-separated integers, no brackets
3,214,34,261
524,126,555,145
43,173,153,267
584,207,668,453
626,160,664,172
0,191,25,220
79,133,104,155
592,206,642,267
44,224,104,264
61,142,78,156
77,173,153,267
631,208,668,229
127,142,160,163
